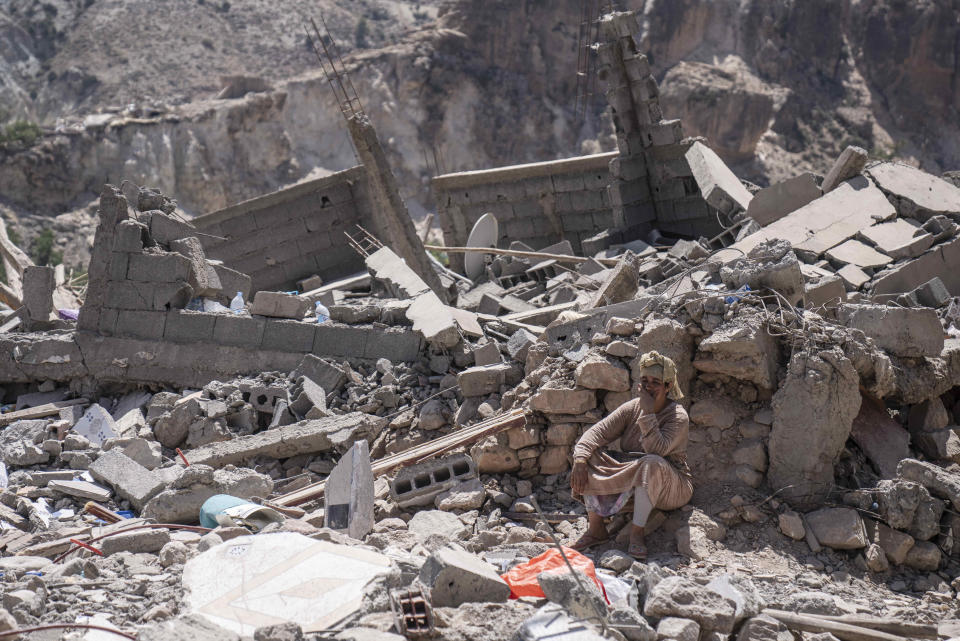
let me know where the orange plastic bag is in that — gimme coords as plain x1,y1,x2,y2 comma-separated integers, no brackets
500,547,608,601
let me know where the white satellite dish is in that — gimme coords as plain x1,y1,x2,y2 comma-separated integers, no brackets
464,212,499,280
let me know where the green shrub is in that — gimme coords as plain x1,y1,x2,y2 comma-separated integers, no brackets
0,120,42,150
31,228,63,267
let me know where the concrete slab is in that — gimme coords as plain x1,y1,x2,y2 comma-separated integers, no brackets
868,162,960,220
183,533,392,636
871,235,960,299
859,219,934,260
728,177,896,259
88,449,165,511
406,292,460,349
825,240,893,269
746,173,822,226
48,479,112,502
685,142,753,214
365,247,431,299
837,264,871,289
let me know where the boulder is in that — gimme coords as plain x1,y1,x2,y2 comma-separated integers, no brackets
575,354,630,392
804,508,867,550
767,349,861,508
643,576,737,633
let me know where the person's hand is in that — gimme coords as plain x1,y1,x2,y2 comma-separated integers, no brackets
570,459,588,494
635,387,656,414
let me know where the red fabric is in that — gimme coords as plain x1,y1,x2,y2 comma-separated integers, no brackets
500,547,607,601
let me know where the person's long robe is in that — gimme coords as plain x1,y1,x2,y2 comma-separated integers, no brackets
572,397,693,512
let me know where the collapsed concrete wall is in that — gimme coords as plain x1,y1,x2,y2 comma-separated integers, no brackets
433,152,617,273
192,166,374,293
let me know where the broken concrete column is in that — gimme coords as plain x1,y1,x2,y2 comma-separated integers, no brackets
767,348,861,509
22,265,55,323
347,114,447,303
186,413,384,467
821,146,868,193
324,440,374,540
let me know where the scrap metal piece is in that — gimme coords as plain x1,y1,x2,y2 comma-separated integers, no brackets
389,586,434,638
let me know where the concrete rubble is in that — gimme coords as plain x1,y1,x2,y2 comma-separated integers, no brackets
0,7,960,641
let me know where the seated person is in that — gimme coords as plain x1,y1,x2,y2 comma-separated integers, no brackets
569,350,693,560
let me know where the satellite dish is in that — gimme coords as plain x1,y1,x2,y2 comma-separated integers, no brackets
464,212,498,280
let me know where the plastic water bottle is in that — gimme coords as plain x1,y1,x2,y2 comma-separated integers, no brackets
230,291,245,314
315,301,330,323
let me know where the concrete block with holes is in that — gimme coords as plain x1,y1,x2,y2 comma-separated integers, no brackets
389,453,478,508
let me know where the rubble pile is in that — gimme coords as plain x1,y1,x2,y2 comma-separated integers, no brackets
3,7,960,641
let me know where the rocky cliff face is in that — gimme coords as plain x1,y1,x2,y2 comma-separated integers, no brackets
0,0,957,267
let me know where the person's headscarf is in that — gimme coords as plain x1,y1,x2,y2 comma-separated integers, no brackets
636,350,684,400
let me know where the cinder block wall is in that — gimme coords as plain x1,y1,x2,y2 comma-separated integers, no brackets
432,153,617,273
192,166,375,293
70,184,425,390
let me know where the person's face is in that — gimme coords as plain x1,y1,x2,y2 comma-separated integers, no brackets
639,375,669,397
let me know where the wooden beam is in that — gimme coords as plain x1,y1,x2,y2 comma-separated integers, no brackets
424,244,620,267
0,398,89,427
273,409,526,507
762,609,911,641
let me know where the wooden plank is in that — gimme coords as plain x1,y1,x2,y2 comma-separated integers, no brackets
802,614,937,639
0,398,89,427
762,609,909,641
425,244,619,267
273,409,526,507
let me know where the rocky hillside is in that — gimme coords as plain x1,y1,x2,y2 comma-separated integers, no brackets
0,0,957,266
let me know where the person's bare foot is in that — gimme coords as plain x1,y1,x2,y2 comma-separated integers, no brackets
628,525,647,560
570,528,609,551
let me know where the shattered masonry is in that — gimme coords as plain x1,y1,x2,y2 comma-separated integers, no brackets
2,6,960,641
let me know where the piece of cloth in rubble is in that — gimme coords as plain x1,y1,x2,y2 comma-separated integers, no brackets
636,350,684,400
573,397,693,516
584,486,653,526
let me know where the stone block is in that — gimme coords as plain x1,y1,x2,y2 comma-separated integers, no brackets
88,449,165,511
470,437,521,473
575,354,630,391
472,341,501,367
538,446,570,474
821,145,868,193
904,540,941,571
127,252,193,282
313,324,367,359
804,507,867,550
292,354,346,393
212,314,266,348
693,313,779,389
506,329,538,363
361,327,424,363
113,219,146,252
164,311,216,343
458,363,512,397
643,576,737,633
804,276,845,309
747,173,822,226
100,528,171,555
261,320,317,352
22,265,55,322
250,291,311,319
529,387,596,414
913,277,951,308
838,304,943,357
587,258,640,308
685,141,752,215
289,376,328,419
419,544,510,607
114,310,167,340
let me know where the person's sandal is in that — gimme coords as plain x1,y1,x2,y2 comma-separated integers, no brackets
570,532,609,551
628,541,648,561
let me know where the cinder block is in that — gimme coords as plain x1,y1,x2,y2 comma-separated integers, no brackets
98,308,120,335
609,179,651,207
249,265,287,293
114,310,167,340
149,212,198,245
362,327,424,363
569,190,606,212
552,173,587,193
164,310,216,343
127,253,192,283
560,213,598,233
390,454,478,507
238,380,289,412
108,252,131,281
105,280,193,311
113,220,146,252
313,324,367,358
212,262,251,301
216,213,258,238
261,319,317,352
